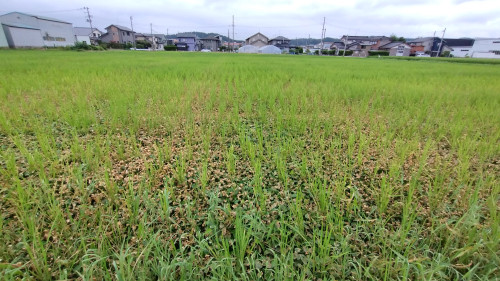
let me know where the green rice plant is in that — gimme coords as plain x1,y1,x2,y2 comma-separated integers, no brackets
225,144,236,177
274,150,288,188
174,153,187,185
199,158,209,193
0,50,499,280
376,175,392,214
252,160,266,212
234,212,253,265
126,181,140,226
291,188,305,236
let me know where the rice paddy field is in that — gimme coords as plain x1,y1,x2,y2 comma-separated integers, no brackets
0,50,499,280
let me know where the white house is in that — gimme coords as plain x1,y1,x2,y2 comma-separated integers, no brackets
471,38,500,59
390,43,411,56
0,12,75,48
73,27,102,45
444,38,475,58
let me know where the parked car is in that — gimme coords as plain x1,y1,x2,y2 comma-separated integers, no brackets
415,52,430,57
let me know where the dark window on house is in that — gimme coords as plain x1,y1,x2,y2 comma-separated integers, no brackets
461,49,469,51
127,32,130,36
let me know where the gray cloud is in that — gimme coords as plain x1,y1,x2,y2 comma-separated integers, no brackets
1,0,498,39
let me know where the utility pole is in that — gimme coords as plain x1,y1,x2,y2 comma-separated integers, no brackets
84,7,94,44
130,16,135,49
232,15,235,52
437,28,446,57
84,7,93,31
343,35,348,57
151,23,155,51
320,17,325,55
431,30,437,57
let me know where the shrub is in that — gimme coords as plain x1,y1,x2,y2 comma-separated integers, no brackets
108,42,123,49
368,51,390,56
72,41,105,51
136,40,151,49
337,50,353,56
164,45,177,51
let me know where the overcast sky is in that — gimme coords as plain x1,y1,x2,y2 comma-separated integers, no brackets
1,0,499,40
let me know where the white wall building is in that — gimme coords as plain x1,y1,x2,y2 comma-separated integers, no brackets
471,38,500,59
0,21,10,47
0,12,75,48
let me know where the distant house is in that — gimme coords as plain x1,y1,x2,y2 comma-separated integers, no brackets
0,12,75,48
340,35,391,50
268,36,290,52
100,25,135,45
407,37,447,57
245,32,269,47
470,38,500,59
134,33,147,41
73,27,102,45
443,38,475,57
378,41,410,56
345,42,370,57
329,41,346,54
379,42,401,51
200,35,221,52
390,43,411,56
176,33,200,51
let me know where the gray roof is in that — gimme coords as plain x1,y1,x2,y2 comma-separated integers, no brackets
443,38,474,47
343,35,388,41
1,12,72,24
201,35,221,40
107,24,133,32
407,37,435,43
379,42,404,49
1,22,40,30
73,27,101,36
246,32,269,41
270,36,289,41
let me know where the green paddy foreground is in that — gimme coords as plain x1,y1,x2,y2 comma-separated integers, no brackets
0,50,499,280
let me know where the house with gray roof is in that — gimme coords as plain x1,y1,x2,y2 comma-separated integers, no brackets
200,35,221,52
245,32,269,47
340,35,391,50
0,11,75,48
176,33,200,51
100,24,135,45
268,36,290,52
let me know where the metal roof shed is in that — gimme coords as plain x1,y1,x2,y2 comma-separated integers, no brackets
1,22,44,48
